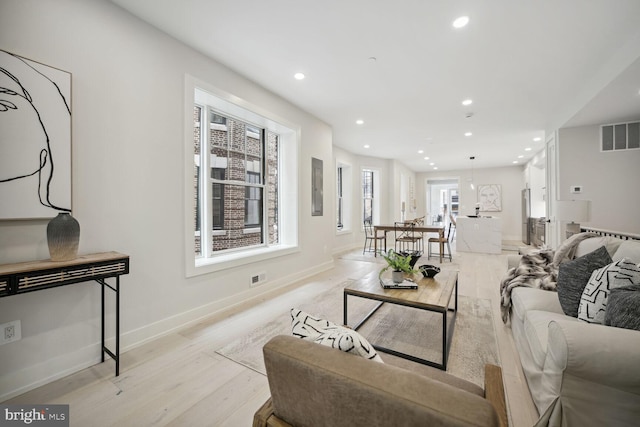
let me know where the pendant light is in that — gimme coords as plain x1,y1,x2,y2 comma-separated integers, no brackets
469,156,475,190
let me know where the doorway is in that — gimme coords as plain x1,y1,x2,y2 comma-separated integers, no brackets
426,179,459,225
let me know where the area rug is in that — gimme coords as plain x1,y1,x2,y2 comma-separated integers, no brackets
216,280,499,387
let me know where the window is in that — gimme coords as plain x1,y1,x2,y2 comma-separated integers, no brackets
362,169,374,223
186,79,299,276
337,166,344,230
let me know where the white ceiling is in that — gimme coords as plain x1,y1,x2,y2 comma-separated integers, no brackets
111,0,640,171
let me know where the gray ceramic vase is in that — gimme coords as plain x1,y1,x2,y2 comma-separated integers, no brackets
47,212,80,261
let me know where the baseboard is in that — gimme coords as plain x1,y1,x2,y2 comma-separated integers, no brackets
0,344,102,402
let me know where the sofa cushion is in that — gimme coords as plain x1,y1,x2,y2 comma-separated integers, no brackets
557,246,612,317
612,240,640,263
524,310,579,369
511,287,563,323
290,308,384,362
574,236,623,259
604,284,640,331
578,259,640,324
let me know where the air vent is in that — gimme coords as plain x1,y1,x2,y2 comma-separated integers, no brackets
601,121,640,151
250,272,267,287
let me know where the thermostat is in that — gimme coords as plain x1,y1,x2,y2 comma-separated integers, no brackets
570,185,582,194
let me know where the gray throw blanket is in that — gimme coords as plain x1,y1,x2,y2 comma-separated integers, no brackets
500,232,598,323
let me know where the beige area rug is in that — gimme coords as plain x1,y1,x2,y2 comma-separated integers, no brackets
216,280,499,387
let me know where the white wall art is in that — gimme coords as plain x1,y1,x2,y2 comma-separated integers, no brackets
0,50,72,219
478,184,502,212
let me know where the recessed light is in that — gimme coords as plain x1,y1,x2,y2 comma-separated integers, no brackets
418,149,424,154
429,162,435,166
464,132,473,137
423,156,430,160
533,137,541,142
453,16,469,28
512,160,518,164
294,72,305,80
462,99,473,106
518,155,524,158
433,166,439,170
363,144,370,149
356,119,364,125
525,147,532,151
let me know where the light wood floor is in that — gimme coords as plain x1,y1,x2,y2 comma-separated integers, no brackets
6,246,538,427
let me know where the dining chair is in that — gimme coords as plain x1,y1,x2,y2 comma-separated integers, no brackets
363,219,386,254
427,222,452,262
394,221,422,254
449,214,457,240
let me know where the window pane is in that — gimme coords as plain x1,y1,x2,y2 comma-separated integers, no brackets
362,169,374,223
212,183,263,252
267,132,279,245
194,106,202,257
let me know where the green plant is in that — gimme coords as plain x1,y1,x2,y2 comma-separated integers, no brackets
380,249,417,278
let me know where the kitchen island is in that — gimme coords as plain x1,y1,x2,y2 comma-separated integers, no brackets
456,216,502,254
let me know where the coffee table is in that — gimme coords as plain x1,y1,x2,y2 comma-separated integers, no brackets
343,269,458,370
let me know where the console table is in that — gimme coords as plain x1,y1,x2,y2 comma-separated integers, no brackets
0,252,130,376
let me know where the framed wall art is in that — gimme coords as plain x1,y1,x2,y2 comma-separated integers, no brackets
0,50,72,219
311,157,323,216
478,184,502,212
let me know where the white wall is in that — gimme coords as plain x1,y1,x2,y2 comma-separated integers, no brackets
0,0,334,399
558,124,640,233
332,147,395,254
417,165,525,241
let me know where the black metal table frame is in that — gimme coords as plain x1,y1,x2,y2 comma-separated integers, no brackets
0,253,129,377
343,278,458,370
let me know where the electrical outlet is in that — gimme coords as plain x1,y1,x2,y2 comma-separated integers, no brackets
0,320,21,345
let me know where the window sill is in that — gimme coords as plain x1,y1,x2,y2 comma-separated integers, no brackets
188,244,299,277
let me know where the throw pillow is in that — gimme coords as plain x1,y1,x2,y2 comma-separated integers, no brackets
290,308,384,363
557,246,612,317
578,259,640,324
291,308,338,339
604,284,640,331
612,240,640,264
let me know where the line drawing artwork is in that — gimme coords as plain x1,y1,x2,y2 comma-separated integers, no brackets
0,50,72,219
478,184,502,212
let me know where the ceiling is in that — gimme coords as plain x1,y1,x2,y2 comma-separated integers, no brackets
111,0,640,171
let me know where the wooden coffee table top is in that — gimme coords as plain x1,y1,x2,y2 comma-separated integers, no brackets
344,269,458,312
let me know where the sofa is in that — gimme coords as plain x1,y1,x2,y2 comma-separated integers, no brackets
254,335,508,427
506,234,640,426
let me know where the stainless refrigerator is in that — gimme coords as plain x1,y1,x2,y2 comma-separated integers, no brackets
522,189,531,244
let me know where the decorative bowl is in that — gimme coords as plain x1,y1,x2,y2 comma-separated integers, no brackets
419,264,441,278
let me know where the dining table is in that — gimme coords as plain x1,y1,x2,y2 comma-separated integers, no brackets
373,224,446,263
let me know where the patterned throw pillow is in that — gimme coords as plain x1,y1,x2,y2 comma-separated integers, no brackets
604,284,640,331
578,259,640,324
557,246,612,317
290,308,384,363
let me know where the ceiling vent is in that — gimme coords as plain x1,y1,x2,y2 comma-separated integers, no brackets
601,121,640,151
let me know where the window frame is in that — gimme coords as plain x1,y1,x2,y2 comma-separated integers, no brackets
184,75,300,277
361,167,380,227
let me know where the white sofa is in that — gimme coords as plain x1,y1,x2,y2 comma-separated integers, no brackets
507,235,640,427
